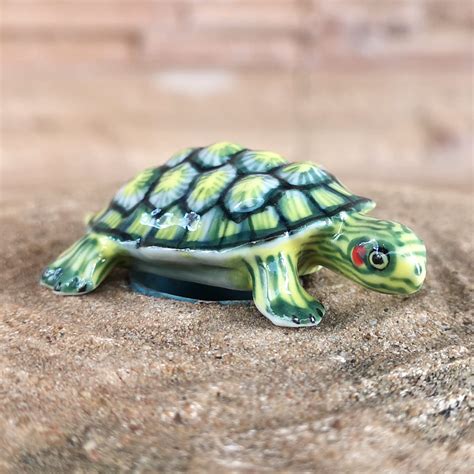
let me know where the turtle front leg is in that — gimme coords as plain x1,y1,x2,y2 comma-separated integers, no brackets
244,252,325,328
41,233,120,295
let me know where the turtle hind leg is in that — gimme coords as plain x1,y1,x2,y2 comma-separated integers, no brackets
245,252,325,328
40,233,120,295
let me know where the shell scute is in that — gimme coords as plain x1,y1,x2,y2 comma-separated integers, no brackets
224,174,280,215
149,162,198,209
94,209,123,230
235,150,288,173
187,164,236,213
151,205,187,245
217,215,253,247
193,142,243,168
166,147,196,167
182,207,224,247
113,167,160,210
278,190,324,223
276,161,329,186
118,204,155,241
326,181,353,197
309,187,348,211
249,206,287,239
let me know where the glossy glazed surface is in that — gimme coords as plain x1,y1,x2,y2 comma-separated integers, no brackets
88,142,373,250
40,142,427,327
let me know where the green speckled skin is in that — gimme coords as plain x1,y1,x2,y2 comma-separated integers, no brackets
41,142,427,328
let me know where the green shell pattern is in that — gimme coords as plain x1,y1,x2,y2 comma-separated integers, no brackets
91,142,374,250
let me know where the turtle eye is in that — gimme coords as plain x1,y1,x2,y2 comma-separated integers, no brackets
368,247,390,271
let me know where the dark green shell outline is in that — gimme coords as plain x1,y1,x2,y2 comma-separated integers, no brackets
91,144,374,250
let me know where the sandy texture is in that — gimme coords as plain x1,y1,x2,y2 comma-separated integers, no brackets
1,183,473,473
1,71,473,472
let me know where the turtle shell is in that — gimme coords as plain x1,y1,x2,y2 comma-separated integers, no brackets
90,142,375,250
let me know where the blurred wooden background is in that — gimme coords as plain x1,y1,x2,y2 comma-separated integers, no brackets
1,1,473,200
2,0,472,69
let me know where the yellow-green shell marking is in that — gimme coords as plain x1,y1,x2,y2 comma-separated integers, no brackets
113,168,159,210
235,150,288,173
94,209,123,230
278,190,320,222
149,162,198,209
166,147,196,167
277,161,329,186
224,174,280,215
187,164,237,213
194,141,243,168
88,142,374,250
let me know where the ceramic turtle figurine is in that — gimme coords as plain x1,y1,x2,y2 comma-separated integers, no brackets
41,142,426,327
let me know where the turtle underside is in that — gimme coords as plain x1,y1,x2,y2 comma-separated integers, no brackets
90,142,374,250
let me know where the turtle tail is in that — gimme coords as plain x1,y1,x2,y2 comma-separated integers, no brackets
40,233,121,295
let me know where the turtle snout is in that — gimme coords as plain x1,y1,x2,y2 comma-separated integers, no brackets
402,247,427,294
411,258,426,292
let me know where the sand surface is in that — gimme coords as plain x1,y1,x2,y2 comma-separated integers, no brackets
2,184,473,473
1,71,473,472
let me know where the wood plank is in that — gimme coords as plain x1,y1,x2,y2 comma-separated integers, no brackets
2,37,135,65
142,31,301,69
190,0,303,32
1,1,178,33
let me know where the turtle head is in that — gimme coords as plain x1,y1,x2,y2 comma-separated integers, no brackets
322,215,426,295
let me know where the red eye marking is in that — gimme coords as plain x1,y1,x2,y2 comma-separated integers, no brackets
352,245,366,266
